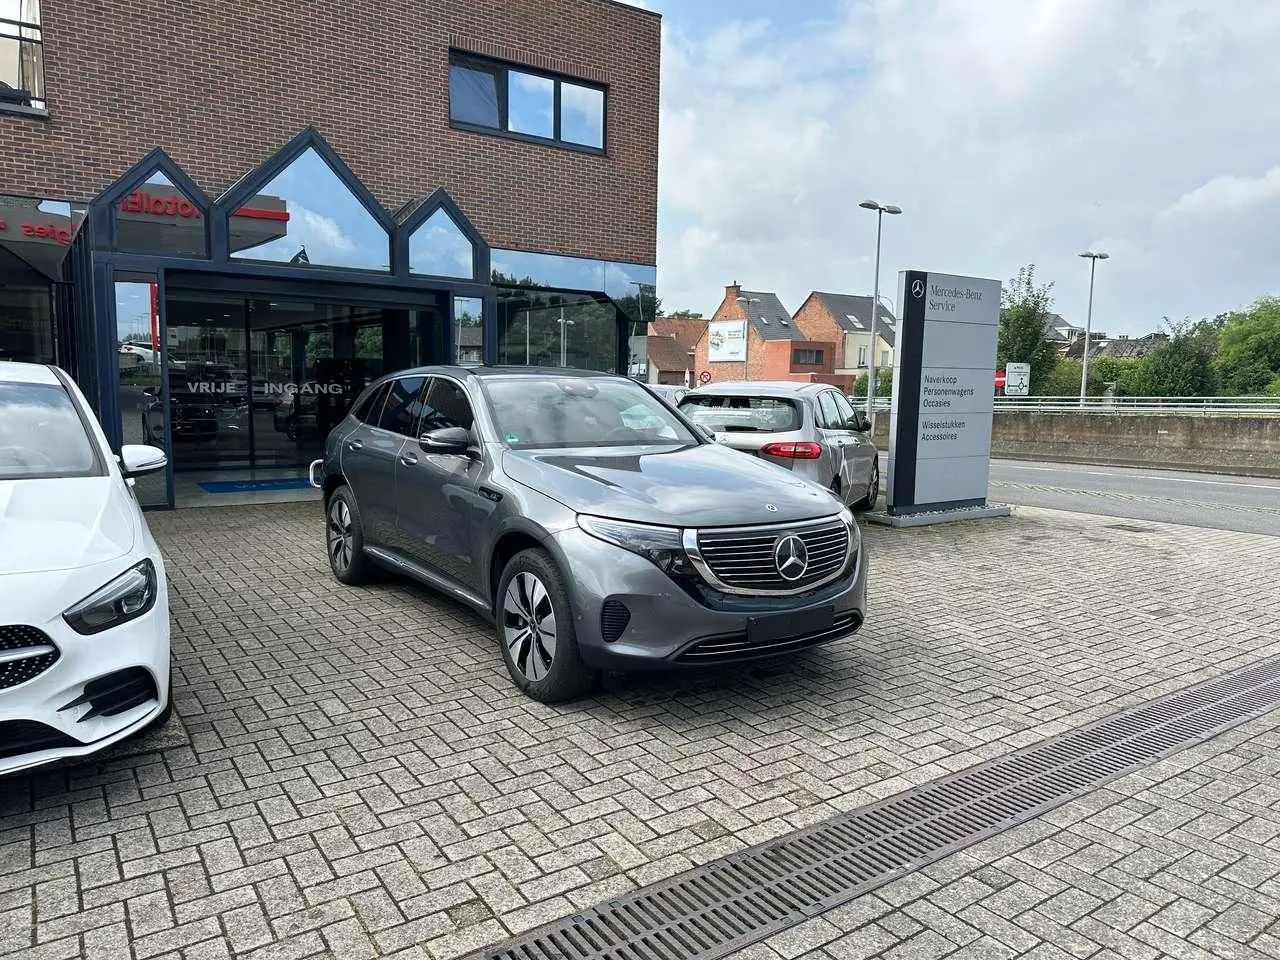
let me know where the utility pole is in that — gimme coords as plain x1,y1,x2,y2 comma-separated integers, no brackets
858,200,902,422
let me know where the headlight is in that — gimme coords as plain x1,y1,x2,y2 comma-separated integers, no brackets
577,515,695,579
63,559,158,635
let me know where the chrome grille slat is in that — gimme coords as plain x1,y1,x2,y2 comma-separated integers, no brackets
689,518,853,595
0,625,61,690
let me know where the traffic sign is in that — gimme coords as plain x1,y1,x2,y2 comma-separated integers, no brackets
994,370,1006,389
699,370,712,384
1004,362,1030,397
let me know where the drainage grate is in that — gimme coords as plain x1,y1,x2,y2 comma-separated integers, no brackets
475,655,1280,960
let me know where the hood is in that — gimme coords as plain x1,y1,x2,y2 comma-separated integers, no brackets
0,477,137,575
502,443,838,527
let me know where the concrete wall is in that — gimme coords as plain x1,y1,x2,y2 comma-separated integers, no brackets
872,413,1280,477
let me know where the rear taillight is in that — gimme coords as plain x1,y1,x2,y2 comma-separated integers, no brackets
761,441,823,459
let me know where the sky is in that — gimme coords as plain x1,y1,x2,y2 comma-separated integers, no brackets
625,0,1280,335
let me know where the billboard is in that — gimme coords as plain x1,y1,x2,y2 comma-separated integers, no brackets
707,320,747,362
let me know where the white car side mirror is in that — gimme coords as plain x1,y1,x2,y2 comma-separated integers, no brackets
120,444,167,478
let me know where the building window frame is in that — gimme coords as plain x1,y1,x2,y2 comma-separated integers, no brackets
793,348,824,366
0,1,47,114
448,50,607,155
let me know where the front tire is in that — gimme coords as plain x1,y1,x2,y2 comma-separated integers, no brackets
497,549,597,703
326,486,372,585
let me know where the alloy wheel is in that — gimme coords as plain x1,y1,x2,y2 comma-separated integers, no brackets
327,498,353,572
868,464,880,505
503,572,558,682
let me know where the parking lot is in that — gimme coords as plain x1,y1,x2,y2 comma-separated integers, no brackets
3,502,1280,959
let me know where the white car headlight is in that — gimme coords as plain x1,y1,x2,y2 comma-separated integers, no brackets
63,559,158,635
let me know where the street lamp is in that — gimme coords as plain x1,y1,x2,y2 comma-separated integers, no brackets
558,308,575,367
858,200,902,421
1078,251,1110,403
736,295,759,381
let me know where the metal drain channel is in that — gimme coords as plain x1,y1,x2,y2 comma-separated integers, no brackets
475,655,1280,960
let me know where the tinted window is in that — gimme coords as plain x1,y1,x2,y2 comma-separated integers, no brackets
508,71,554,138
831,392,860,429
815,392,840,430
377,377,427,436
0,381,101,480
679,395,802,434
483,377,697,449
422,379,475,433
561,82,604,149
353,383,390,423
449,63,500,127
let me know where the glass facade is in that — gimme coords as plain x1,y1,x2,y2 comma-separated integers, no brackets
229,147,391,271
453,296,483,364
497,288,618,372
409,208,474,279
114,169,208,257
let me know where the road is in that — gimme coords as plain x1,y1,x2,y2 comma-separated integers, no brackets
878,455,1280,535
988,459,1280,536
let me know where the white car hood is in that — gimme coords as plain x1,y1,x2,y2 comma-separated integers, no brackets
0,477,137,575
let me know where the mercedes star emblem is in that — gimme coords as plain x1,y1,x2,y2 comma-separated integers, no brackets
911,278,925,298
764,503,779,512
773,534,810,582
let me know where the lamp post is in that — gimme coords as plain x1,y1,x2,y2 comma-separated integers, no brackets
858,200,902,422
736,295,759,381
686,350,695,389
1078,251,1109,403
558,307,575,367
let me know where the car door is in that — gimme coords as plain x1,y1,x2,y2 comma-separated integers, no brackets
830,391,875,491
394,376,485,593
347,377,422,547
814,390,855,498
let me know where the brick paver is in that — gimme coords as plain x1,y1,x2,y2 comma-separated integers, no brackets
2,502,1278,959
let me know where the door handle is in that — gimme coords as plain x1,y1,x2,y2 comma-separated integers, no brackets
347,439,363,451
400,452,419,466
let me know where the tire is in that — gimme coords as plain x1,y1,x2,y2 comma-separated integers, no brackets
830,477,843,503
854,461,880,511
496,549,597,703
326,486,372,585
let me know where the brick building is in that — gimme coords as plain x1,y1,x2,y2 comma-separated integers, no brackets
0,0,659,507
693,283,839,386
792,291,897,389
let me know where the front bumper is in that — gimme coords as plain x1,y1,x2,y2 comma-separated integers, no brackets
0,558,171,777
548,526,867,671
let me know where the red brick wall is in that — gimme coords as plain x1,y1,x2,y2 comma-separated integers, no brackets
760,340,836,380
793,296,849,368
3,0,659,265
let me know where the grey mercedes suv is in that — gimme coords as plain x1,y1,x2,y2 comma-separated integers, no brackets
315,367,867,703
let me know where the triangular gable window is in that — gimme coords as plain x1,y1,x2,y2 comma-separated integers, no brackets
229,146,390,271
114,170,208,257
409,208,474,279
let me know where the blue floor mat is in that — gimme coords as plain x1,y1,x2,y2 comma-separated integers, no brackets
198,478,313,493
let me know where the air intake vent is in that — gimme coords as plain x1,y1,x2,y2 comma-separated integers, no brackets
600,599,631,644
0,720,81,761
59,667,158,722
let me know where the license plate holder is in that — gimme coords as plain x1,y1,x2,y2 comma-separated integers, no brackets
746,605,835,644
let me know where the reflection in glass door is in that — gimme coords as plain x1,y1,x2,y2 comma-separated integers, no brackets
114,273,170,507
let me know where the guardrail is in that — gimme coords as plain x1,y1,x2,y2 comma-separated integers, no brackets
993,396,1280,416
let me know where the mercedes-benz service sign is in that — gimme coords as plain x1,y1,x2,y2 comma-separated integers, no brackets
886,270,1002,515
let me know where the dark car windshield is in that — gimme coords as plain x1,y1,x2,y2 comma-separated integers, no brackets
0,381,103,480
679,394,802,433
483,377,699,449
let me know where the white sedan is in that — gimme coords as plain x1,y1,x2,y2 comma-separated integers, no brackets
0,362,172,776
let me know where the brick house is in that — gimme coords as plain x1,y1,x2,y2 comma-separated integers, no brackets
0,0,659,507
643,314,707,384
693,283,839,385
792,292,897,386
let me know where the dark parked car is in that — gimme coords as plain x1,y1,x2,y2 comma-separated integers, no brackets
314,367,867,703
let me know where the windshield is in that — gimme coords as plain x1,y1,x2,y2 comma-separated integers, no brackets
679,394,802,433
483,377,699,449
0,381,103,480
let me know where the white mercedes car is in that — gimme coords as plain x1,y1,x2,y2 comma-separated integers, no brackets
0,362,172,776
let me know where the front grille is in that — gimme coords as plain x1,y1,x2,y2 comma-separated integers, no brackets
0,720,81,761
0,625,60,690
600,599,631,644
679,612,863,663
59,667,158,722
695,517,851,593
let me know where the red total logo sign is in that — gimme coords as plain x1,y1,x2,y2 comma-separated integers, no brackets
120,190,201,219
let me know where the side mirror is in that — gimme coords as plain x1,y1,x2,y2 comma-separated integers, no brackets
851,411,871,433
120,444,167,477
419,426,471,455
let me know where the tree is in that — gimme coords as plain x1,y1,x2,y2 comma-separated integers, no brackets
1217,296,1280,394
1129,319,1219,396
998,265,1059,394
851,368,892,398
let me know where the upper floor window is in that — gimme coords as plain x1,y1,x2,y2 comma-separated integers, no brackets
449,52,605,152
0,0,44,112
793,348,824,366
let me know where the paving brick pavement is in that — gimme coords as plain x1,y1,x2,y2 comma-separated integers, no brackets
1,502,1278,959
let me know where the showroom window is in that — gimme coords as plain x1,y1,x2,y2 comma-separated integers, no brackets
113,169,208,258
409,208,474,279
449,52,606,152
0,0,44,112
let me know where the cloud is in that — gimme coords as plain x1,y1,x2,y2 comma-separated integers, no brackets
1162,167,1280,217
656,0,1280,333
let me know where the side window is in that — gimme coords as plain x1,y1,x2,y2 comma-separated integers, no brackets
831,392,859,430
421,378,476,433
815,392,840,430
353,383,390,424
377,376,428,436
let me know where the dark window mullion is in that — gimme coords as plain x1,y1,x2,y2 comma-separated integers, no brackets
498,67,510,131
553,80,562,142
